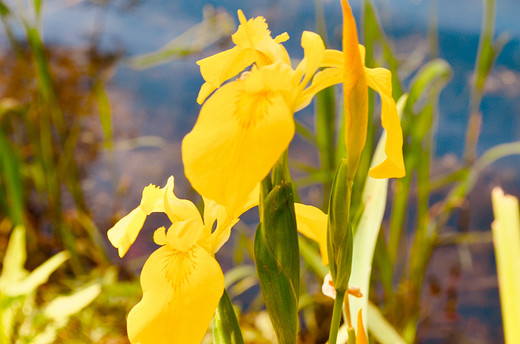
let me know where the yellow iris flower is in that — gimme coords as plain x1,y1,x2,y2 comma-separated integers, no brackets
341,0,404,179
107,176,257,344
318,0,405,179
184,16,341,216
196,9,290,104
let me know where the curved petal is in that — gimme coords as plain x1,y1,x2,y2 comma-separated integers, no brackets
163,176,203,225
294,203,328,265
108,181,170,257
182,66,294,217
202,185,259,254
128,245,224,344
196,47,255,104
365,67,405,178
107,208,147,258
153,226,167,246
165,219,205,252
300,31,325,86
296,67,343,111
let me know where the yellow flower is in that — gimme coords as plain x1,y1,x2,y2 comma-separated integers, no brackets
323,0,405,180
107,176,257,344
196,10,290,104
184,30,340,217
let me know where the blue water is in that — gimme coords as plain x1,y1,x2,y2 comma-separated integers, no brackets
36,0,520,161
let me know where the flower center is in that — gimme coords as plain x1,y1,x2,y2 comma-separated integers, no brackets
234,90,272,128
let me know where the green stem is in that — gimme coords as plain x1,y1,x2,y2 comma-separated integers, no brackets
328,291,346,344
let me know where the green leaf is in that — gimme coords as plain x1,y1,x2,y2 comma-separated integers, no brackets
44,283,101,321
327,159,353,293
367,302,406,344
212,289,245,344
2,251,69,297
255,183,299,344
94,81,113,150
0,225,27,289
348,95,407,333
0,131,24,225
254,225,298,344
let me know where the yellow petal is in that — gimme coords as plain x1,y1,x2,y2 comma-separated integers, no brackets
341,0,368,179
152,226,167,246
127,245,224,344
108,181,167,257
294,203,328,265
232,10,271,47
299,31,326,85
232,11,290,66
107,208,147,258
345,78,368,179
162,176,203,225
196,47,255,104
182,64,295,216
140,183,166,215
296,67,343,111
165,219,205,252
365,67,405,178
341,0,364,87
356,309,368,344
321,49,344,67
202,185,260,254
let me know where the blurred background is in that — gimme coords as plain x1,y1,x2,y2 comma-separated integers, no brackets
0,0,519,342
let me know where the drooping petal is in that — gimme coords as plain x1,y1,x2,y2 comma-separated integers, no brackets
107,208,147,258
182,64,295,217
196,47,255,104
365,67,405,178
294,203,328,265
296,67,343,111
127,245,224,344
162,176,203,225
108,182,168,257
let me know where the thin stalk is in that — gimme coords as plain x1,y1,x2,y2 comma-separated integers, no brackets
329,291,346,344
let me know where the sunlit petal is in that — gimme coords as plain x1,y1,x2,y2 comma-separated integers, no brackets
341,0,364,87
152,226,167,246
296,67,343,111
107,208,146,258
356,309,368,344
196,47,254,104
127,246,224,344
165,219,205,252
300,31,325,85
341,0,368,179
183,66,294,216
294,203,328,265
163,176,203,225
365,67,405,178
